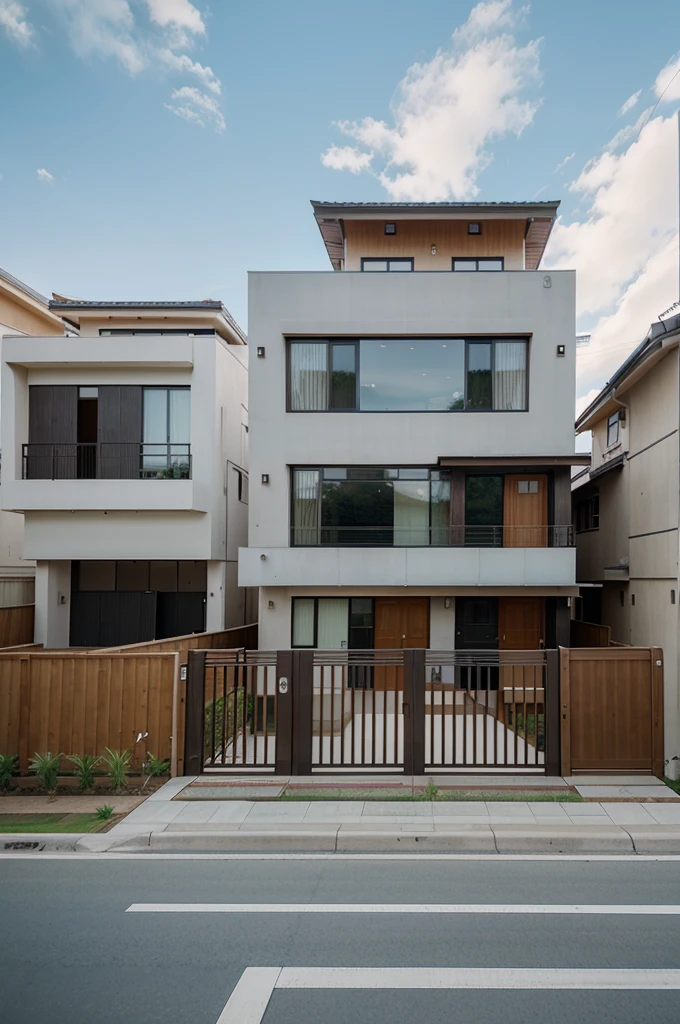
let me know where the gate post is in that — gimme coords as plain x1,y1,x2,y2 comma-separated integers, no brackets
275,650,294,775
183,649,206,776
544,649,561,776
292,649,314,776
403,649,425,776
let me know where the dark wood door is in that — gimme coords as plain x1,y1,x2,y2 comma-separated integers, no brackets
503,474,548,547
28,385,78,479
498,597,545,649
98,385,143,479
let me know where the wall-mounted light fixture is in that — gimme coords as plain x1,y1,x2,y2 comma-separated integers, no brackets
431,244,437,256
468,222,481,235
268,600,275,609
556,344,566,357
444,597,451,609
260,553,267,561
257,347,265,358
384,222,396,235
261,473,269,484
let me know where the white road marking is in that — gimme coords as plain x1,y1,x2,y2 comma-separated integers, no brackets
127,902,680,915
3,852,680,862
215,966,680,1023
215,967,280,1024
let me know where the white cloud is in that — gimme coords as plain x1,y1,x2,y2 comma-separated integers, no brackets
321,145,374,173
554,152,574,173
36,168,54,182
147,0,204,35
618,89,641,117
321,0,542,200
0,0,33,46
159,48,220,93
54,0,146,74
165,85,224,132
654,52,680,102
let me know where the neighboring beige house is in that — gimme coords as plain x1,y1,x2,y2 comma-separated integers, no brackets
0,266,66,602
1,299,250,647
573,312,680,774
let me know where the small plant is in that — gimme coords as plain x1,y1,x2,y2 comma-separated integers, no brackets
0,754,19,793
142,753,171,780
103,747,131,794
95,804,114,821
421,779,440,801
68,754,101,792
28,751,62,794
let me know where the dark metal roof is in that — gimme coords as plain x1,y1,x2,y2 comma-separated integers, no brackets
575,312,680,431
312,200,561,209
0,265,50,307
48,299,247,343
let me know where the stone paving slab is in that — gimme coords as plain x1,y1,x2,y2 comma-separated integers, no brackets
575,785,680,800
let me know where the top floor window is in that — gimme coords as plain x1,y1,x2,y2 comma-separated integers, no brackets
607,411,620,447
288,338,528,412
452,258,504,271
361,258,414,272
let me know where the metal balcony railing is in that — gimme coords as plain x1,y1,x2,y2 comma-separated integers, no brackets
291,524,574,548
21,442,192,480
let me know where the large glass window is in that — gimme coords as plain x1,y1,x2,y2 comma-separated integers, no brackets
292,597,374,649
292,467,450,547
288,339,527,412
142,388,190,477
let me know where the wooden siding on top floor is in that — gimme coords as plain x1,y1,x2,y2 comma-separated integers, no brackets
0,652,178,773
343,219,526,271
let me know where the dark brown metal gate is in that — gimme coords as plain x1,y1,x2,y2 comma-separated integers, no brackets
185,647,559,775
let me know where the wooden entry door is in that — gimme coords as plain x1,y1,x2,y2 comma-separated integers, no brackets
498,597,545,650
374,598,429,691
375,598,429,649
503,475,548,547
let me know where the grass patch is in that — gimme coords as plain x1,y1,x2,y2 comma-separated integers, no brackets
664,776,680,796
0,813,110,834
280,788,583,803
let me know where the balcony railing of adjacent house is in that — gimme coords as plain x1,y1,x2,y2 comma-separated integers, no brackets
21,443,192,480
291,525,575,548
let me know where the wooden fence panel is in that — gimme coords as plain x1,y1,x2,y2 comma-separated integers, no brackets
95,623,258,661
569,619,611,648
0,652,177,773
560,647,663,775
0,605,35,649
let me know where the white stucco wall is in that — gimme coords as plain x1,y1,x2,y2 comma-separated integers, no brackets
245,270,576,561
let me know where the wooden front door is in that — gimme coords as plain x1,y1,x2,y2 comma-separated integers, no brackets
374,598,429,690
375,598,430,649
503,474,548,547
498,597,545,717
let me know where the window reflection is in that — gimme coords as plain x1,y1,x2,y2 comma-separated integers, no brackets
360,340,465,411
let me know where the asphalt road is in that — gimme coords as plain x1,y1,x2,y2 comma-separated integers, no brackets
1,855,680,1023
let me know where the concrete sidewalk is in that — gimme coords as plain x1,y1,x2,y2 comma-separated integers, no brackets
54,773,679,855
4,774,680,855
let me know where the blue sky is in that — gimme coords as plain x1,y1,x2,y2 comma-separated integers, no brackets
1,0,679,404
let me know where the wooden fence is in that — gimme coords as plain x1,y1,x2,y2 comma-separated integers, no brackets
0,651,178,774
96,623,257,659
570,619,612,648
0,605,35,649
559,646,664,776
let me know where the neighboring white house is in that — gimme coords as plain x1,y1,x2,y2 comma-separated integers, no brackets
573,312,680,774
1,299,250,647
240,200,585,655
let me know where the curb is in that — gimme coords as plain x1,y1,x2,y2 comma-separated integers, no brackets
1,833,86,852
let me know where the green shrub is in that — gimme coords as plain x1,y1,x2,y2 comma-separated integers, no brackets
0,754,19,793
28,752,62,793
142,753,171,778
95,804,114,821
68,754,101,791
103,748,132,793
204,687,246,761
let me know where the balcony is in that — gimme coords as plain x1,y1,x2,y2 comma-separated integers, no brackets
291,525,574,548
22,443,191,480
238,543,577,589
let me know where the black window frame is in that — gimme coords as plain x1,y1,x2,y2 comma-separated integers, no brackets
286,337,528,413
291,596,375,649
360,257,414,272
606,411,620,448
452,257,504,271
576,494,599,533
